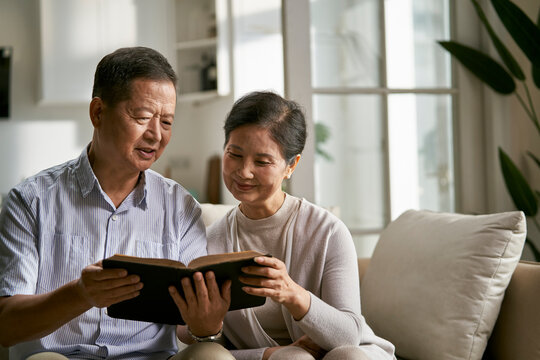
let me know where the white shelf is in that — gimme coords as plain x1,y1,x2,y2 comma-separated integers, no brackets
177,90,219,103
175,37,217,51
175,0,230,100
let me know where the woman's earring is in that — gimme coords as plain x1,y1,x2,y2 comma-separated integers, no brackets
286,174,291,179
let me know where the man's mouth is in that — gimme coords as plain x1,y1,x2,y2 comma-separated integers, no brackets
137,148,156,159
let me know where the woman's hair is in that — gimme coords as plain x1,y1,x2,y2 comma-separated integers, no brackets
224,91,307,164
92,47,177,106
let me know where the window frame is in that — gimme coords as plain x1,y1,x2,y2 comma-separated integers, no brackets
282,0,488,236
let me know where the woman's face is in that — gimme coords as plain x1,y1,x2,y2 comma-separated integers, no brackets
223,125,296,214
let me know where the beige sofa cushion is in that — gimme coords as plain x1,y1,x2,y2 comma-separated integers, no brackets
361,209,526,360
199,203,235,227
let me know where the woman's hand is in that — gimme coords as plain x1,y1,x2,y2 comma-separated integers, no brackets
240,256,311,320
262,336,326,360
291,335,327,359
169,271,231,337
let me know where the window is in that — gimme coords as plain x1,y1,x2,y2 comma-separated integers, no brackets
284,0,455,256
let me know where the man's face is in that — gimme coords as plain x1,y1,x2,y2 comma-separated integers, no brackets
93,78,176,174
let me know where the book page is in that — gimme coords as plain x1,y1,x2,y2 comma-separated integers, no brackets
188,250,264,269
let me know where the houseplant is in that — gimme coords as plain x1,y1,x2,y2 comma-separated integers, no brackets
438,0,540,259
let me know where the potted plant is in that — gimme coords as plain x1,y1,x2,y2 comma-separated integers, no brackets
438,0,540,259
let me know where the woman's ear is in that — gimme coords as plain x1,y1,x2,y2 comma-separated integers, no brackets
285,154,301,179
89,97,104,128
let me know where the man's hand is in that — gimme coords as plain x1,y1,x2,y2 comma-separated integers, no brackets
76,261,143,308
168,271,231,337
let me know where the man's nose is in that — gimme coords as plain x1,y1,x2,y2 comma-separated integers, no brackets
145,117,162,142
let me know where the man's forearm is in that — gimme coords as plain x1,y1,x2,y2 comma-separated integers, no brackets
0,280,91,347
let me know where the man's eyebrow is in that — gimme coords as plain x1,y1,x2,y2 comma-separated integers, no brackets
130,106,154,113
130,107,174,118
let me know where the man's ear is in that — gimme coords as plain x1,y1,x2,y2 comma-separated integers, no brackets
89,97,104,128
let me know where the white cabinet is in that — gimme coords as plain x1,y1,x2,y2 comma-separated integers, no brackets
174,0,230,101
39,0,173,105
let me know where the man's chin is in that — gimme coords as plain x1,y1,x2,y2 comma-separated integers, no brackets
133,160,155,173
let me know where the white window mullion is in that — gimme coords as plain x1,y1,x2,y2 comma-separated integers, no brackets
282,0,316,201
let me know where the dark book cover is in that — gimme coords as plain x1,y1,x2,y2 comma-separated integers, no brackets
102,251,267,325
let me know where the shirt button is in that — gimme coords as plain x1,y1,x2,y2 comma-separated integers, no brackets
112,215,118,221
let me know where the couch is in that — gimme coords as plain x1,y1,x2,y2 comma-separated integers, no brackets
2,205,539,360
358,258,540,359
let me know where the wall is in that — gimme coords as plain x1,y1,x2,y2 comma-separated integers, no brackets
0,0,90,195
0,0,234,203
155,97,233,202
482,0,540,258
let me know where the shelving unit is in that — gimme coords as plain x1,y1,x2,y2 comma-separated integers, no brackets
175,0,230,101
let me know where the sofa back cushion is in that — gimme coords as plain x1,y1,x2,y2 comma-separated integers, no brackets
361,210,526,360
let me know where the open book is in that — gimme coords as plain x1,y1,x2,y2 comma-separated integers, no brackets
102,250,267,325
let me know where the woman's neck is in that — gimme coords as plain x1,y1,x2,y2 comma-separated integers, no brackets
239,191,286,220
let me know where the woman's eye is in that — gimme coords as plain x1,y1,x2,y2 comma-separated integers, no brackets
227,151,241,158
256,161,271,166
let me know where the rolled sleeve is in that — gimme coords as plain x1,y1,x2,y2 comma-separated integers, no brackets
0,189,39,296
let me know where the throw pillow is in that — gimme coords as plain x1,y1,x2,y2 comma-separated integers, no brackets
361,209,526,360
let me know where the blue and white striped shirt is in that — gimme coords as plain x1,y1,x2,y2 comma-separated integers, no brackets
0,148,207,359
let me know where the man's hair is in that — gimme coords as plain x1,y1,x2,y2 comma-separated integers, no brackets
92,47,177,106
224,91,307,164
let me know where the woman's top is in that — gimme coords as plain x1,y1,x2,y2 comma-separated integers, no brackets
207,194,395,360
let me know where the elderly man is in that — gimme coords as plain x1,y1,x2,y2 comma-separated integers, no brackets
0,47,232,360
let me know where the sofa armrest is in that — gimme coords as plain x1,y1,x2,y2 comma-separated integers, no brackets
485,260,540,359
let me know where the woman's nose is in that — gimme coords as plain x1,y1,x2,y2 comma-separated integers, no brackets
237,162,254,179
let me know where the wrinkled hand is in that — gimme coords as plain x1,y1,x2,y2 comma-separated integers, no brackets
77,261,142,308
292,335,327,359
169,271,231,337
240,256,310,320
262,336,326,360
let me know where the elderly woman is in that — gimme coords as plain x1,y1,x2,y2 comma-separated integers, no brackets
206,91,396,360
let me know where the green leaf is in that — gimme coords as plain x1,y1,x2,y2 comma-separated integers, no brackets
527,151,540,169
315,123,333,161
491,0,540,68
499,147,538,216
533,7,540,89
534,65,540,89
439,41,516,94
471,0,525,80
525,238,540,262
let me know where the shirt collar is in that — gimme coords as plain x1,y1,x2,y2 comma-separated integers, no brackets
74,145,98,198
74,144,148,209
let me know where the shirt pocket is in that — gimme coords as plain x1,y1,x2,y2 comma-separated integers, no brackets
37,233,90,293
134,235,179,260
